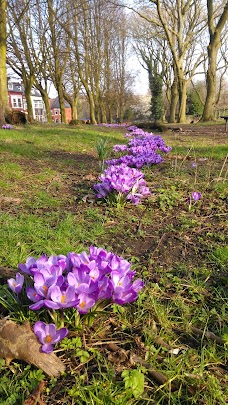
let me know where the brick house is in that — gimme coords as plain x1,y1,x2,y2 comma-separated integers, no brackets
7,81,26,111
7,79,47,122
50,97,72,123
7,79,72,123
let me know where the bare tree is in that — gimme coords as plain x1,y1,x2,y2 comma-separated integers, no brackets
47,0,71,123
201,0,228,121
54,0,132,123
62,53,81,121
0,0,9,124
123,1,206,122
7,0,35,121
7,0,53,122
130,11,177,122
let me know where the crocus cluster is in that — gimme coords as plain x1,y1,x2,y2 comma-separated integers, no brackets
2,124,13,129
6,248,144,353
94,164,151,205
93,125,171,205
95,123,128,128
106,129,172,169
124,126,146,137
8,247,144,312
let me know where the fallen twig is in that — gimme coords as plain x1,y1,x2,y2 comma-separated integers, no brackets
0,319,65,377
191,326,225,345
131,354,179,391
0,266,18,279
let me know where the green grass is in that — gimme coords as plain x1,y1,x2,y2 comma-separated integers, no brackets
0,124,227,404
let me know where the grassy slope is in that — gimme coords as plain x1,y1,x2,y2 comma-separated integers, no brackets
0,124,227,405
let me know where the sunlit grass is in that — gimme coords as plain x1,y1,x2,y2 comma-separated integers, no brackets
0,124,227,404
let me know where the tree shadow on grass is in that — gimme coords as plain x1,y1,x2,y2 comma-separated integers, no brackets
0,141,100,173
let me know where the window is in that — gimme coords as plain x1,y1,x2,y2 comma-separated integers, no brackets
12,96,23,108
55,109,59,115
8,83,13,90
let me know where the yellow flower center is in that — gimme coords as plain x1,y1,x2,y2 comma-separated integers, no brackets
61,295,66,303
79,301,86,308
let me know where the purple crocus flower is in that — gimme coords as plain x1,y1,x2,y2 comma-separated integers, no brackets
33,272,57,298
18,256,38,275
26,287,45,310
113,144,128,152
44,285,79,309
7,272,24,294
191,192,202,201
18,254,67,276
67,271,92,294
97,275,112,300
110,270,144,305
76,292,96,314
2,124,13,129
112,287,138,305
34,321,68,353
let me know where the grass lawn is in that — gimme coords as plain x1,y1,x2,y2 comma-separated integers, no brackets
0,123,227,404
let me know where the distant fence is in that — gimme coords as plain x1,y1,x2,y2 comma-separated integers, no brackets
215,109,228,118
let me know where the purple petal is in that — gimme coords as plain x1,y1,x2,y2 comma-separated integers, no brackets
52,328,68,343
34,321,46,343
29,300,45,310
41,343,54,353
26,287,43,303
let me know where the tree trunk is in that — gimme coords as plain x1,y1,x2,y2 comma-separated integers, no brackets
41,91,52,123
71,99,78,121
80,76,97,124
24,81,34,122
169,70,179,123
100,100,107,123
88,92,97,124
201,43,219,121
178,76,187,123
57,84,66,123
201,0,228,122
0,0,9,124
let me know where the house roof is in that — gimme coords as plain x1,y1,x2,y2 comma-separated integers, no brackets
50,97,71,108
8,81,42,98
8,82,23,93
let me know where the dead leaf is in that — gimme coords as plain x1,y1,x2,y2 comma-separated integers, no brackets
24,381,47,405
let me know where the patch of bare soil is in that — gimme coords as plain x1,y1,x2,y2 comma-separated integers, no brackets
166,123,228,141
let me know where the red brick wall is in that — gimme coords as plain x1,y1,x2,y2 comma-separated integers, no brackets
51,107,72,123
